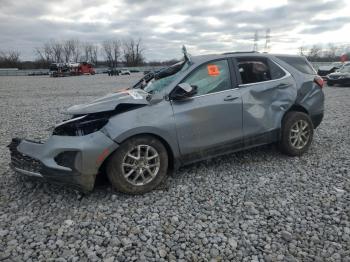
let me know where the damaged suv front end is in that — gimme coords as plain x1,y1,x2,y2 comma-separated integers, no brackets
8,52,191,192
9,130,118,192
8,89,154,192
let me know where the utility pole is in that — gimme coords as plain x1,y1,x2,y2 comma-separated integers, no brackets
264,28,271,53
253,30,259,52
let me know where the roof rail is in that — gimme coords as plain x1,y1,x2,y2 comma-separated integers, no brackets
222,51,259,55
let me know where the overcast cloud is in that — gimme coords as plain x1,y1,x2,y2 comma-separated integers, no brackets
0,0,349,61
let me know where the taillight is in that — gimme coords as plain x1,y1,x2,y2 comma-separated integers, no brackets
314,75,324,88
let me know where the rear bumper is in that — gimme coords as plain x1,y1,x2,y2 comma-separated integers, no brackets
8,131,119,192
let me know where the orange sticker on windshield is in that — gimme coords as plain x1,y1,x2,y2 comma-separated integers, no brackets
207,64,220,76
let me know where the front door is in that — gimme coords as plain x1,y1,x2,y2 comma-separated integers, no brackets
171,59,243,163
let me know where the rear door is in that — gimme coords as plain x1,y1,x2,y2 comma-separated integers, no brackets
233,56,297,145
171,59,243,162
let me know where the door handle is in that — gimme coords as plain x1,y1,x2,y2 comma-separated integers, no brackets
224,95,238,101
276,83,289,89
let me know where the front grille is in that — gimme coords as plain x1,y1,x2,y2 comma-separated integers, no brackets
329,75,340,80
8,138,43,173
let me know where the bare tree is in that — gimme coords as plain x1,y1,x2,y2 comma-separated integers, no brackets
123,38,145,67
81,42,99,64
326,43,338,60
308,45,322,61
91,44,98,65
0,50,21,68
112,40,121,67
8,50,21,63
63,39,76,62
35,42,53,63
71,39,81,62
102,40,120,67
102,40,113,67
82,42,92,62
50,40,63,62
298,46,306,56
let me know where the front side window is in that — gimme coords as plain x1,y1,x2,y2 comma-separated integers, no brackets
181,59,231,96
237,58,271,84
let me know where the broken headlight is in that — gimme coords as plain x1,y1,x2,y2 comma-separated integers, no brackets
53,115,108,136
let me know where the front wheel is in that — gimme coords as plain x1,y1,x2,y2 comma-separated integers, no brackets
279,111,314,156
107,135,168,194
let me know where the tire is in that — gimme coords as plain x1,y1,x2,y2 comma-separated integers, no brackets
279,111,314,156
107,135,168,194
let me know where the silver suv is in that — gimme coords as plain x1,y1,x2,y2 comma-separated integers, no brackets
9,51,325,194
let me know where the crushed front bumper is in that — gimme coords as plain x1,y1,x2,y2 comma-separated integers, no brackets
8,131,119,192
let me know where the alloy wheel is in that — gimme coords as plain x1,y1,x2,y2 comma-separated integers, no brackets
122,144,160,186
289,120,310,150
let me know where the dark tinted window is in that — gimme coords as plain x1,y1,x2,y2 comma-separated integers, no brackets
276,56,315,74
237,58,271,84
268,60,286,79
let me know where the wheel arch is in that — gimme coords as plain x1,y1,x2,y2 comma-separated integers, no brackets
98,132,177,181
282,104,308,123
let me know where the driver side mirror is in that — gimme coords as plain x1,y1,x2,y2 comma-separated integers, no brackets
171,83,198,100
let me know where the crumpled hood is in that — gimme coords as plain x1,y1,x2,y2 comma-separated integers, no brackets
66,89,150,115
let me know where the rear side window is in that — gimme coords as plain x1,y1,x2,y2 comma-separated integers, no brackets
276,56,315,74
268,60,286,79
237,57,271,84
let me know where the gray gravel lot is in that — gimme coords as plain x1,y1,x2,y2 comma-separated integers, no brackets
0,75,349,261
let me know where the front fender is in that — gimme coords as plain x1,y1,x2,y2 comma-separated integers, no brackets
102,102,181,164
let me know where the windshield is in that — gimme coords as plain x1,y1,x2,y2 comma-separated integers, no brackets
144,61,190,94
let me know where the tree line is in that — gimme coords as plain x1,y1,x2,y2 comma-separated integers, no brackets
299,43,350,62
3,40,350,69
35,38,145,68
0,50,21,68
0,37,146,69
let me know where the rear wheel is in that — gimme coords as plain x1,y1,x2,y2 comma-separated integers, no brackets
107,135,168,194
279,111,314,156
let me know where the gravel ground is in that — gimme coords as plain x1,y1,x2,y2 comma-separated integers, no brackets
0,75,349,262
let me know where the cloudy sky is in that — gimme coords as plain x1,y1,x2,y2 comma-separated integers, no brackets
1,0,350,61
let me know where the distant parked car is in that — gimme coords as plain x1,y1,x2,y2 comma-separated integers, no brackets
107,68,120,76
49,63,71,77
317,62,343,79
326,65,350,86
120,69,131,75
339,62,350,70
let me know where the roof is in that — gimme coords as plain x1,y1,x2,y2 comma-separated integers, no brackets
190,52,279,64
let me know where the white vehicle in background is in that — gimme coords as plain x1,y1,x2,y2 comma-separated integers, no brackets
339,61,350,69
120,69,131,75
